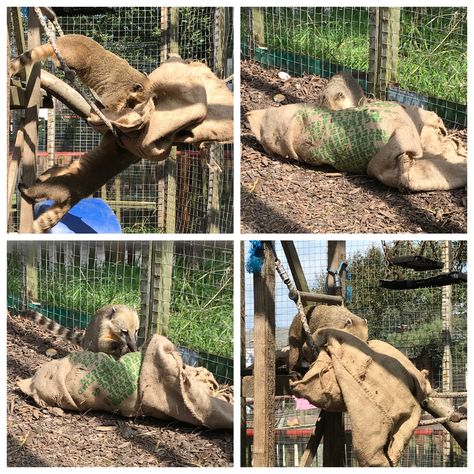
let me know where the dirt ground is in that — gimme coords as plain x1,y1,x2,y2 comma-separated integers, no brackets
7,312,233,467
241,60,467,233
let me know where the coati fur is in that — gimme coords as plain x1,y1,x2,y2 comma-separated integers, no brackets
320,72,366,111
18,131,139,233
20,304,140,359
9,34,150,112
288,304,369,371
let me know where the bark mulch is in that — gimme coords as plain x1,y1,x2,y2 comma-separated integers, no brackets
7,312,233,467
241,60,467,234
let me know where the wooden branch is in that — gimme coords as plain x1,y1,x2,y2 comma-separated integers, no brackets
423,393,467,451
39,69,91,119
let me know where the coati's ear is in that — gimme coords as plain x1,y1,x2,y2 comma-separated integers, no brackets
133,83,144,92
105,306,116,319
344,318,353,328
336,92,345,100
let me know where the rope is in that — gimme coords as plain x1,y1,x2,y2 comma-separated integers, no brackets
33,7,116,135
268,243,319,361
427,391,466,398
419,414,466,426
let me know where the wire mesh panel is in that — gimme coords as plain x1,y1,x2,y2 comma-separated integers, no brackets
243,240,466,467
242,7,466,127
7,240,233,383
8,7,233,233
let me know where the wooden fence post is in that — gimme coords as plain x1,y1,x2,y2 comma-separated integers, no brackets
251,8,265,49
241,241,248,466
19,8,41,232
369,7,400,99
324,241,347,467
253,241,275,467
441,240,453,466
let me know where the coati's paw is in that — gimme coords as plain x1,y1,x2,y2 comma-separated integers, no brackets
18,182,36,204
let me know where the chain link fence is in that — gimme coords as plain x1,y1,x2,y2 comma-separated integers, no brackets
243,240,466,467
8,7,233,233
242,7,466,128
8,240,233,383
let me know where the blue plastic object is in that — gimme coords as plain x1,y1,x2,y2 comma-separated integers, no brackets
34,198,122,234
246,240,264,275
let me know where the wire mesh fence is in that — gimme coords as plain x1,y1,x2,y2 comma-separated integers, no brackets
7,240,233,383
241,7,466,128
243,240,467,467
8,6,233,233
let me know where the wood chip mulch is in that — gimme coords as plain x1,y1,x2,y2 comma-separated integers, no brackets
7,312,233,467
240,60,467,234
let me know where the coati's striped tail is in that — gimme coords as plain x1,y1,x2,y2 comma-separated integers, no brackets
9,43,55,76
32,204,71,233
20,310,83,345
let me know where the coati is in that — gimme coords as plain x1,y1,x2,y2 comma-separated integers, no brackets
18,131,139,233
320,72,366,111
9,34,150,112
20,304,140,359
288,304,369,371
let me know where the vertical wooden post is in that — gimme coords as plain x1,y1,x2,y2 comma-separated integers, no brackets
156,7,169,232
47,100,56,169
251,8,265,49
139,242,152,347
25,242,39,305
11,7,27,81
240,241,248,467
214,7,230,78
322,241,346,467
369,7,400,99
165,151,176,233
253,242,275,467
164,8,179,233
206,144,222,234
7,121,24,223
150,241,174,336
441,240,453,466
114,176,122,223
19,8,41,233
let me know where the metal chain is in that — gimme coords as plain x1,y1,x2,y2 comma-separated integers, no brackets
268,243,319,360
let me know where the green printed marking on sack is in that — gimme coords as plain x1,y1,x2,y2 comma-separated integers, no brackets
295,102,398,174
69,351,142,405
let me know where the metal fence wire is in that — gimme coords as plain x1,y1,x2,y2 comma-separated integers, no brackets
241,7,466,128
8,7,233,233
7,240,233,383
243,240,466,467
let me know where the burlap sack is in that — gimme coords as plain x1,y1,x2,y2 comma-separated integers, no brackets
247,101,466,191
17,334,233,430
89,57,233,161
290,328,431,467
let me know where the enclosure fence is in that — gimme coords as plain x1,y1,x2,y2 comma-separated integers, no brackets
242,7,466,128
8,240,233,383
243,240,466,467
8,7,233,233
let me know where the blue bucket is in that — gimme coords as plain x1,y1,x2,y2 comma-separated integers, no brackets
34,198,122,234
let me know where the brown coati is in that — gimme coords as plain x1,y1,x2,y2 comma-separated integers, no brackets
288,304,369,371
320,72,366,111
20,304,140,359
9,34,150,112
18,131,139,233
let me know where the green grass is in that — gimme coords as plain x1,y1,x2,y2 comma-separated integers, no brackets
250,7,467,104
169,256,233,358
7,252,233,358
